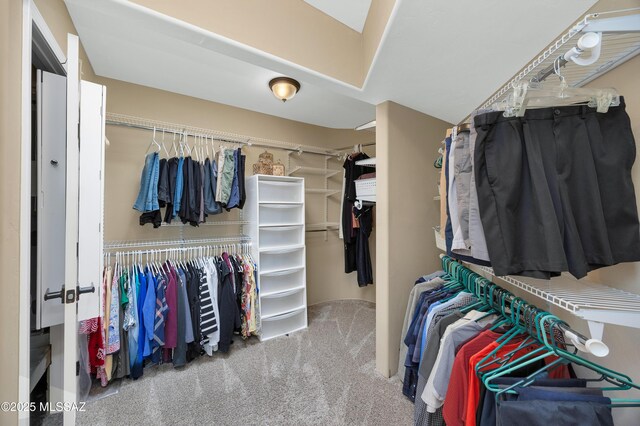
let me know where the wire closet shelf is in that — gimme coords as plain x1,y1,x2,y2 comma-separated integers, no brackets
462,8,640,123
446,8,640,344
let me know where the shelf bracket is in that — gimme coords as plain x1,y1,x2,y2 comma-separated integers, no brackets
587,320,605,342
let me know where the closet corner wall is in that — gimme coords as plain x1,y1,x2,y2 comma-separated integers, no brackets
375,101,452,378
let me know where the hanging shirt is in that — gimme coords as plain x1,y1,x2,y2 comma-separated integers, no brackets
127,267,139,372
200,262,219,354
106,265,120,355
151,273,168,364
186,264,202,361
142,269,156,357
422,311,493,411
178,267,194,344
203,258,221,354
173,266,188,368
216,256,236,353
163,263,178,349
131,268,147,379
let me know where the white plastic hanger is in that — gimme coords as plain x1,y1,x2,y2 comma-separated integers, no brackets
496,56,619,117
145,126,162,155
160,129,171,158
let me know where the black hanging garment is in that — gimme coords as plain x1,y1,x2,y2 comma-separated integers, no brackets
179,157,201,226
186,264,202,361
164,157,178,224
342,152,370,274
238,152,247,209
216,256,237,353
355,205,374,286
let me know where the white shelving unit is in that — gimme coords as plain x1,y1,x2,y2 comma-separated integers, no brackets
355,157,376,207
244,175,308,341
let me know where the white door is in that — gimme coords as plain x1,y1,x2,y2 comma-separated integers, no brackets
59,35,106,425
61,33,80,425
77,80,106,322
36,69,67,329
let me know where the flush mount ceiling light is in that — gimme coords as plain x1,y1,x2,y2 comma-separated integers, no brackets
269,77,301,102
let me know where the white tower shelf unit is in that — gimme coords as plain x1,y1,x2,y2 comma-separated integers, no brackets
244,175,308,341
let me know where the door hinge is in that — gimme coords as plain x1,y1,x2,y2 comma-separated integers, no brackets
76,242,79,258
76,361,80,377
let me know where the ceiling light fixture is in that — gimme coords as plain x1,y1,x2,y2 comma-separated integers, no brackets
269,77,301,102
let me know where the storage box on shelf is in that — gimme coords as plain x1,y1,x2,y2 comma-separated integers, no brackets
355,178,376,202
244,175,308,341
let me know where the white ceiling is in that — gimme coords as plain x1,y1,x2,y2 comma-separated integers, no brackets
359,0,598,123
64,0,596,128
303,0,372,33
64,0,375,129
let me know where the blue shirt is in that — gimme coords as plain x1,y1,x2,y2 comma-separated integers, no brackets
142,269,156,357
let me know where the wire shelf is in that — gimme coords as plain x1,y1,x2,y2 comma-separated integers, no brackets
476,266,640,329
106,113,341,157
104,235,250,250
465,9,640,122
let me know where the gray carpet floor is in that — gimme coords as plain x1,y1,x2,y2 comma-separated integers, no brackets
75,300,413,425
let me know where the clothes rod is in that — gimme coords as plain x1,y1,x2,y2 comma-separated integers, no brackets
105,113,341,158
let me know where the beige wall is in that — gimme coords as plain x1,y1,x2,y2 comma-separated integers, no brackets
100,78,376,304
0,0,23,424
35,0,377,306
580,54,640,426
375,101,451,377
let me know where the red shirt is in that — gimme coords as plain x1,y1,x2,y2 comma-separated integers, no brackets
464,340,571,426
442,330,505,426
